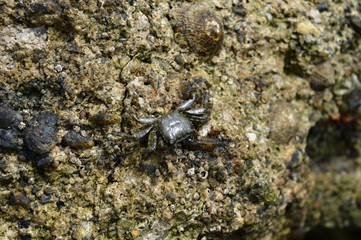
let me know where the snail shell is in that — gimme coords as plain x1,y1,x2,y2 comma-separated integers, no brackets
173,2,224,56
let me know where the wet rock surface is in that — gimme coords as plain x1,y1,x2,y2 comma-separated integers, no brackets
0,0,360,239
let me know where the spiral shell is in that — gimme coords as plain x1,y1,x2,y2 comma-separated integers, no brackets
174,2,224,56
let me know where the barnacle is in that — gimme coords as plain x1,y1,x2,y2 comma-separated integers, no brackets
173,2,224,56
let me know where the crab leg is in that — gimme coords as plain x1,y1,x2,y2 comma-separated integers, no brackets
184,108,207,115
132,125,154,139
134,116,157,125
177,94,196,111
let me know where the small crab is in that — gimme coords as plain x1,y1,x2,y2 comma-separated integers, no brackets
131,91,210,151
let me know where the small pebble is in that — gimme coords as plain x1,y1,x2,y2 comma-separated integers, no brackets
24,112,58,154
56,201,65,210
62,130,94,149
0,129,21,150
10,193,30,209
0,107,23,129
233,4,247,17
41,195,51,204
90,113,120,125
24,124,57,154
36,156,54,169
316,2,329,12
19,219,31,229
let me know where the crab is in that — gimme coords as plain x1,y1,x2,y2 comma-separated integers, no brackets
131,91,210,151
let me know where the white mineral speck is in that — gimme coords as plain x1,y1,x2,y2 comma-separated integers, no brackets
187,167,195,176
246,132,257,143
54,63,63,72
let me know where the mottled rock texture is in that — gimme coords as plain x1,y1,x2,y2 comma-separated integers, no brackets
0,0,360,239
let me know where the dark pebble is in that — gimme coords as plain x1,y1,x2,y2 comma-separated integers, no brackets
316,2,329,12
235,29,246,43
344,89,361,112
0,107,23,129
24,113,58,154
24,125,57,154
44,188,55,195
19,219,31,229
0,129,21,150
63,130,94,149
249,182,269,203
10,193,30,209
35,156,54,169
31,187,39,195
19,179,27,187
41,195,51,204
0,174,13,185
233,4,247,17
19,235,31,240
33,26,47,36
56,200,65,210
175,54,185,67
139,163,157,178
90,113,119,126
167,192,176,202
215,170,226,183
309,73,332,91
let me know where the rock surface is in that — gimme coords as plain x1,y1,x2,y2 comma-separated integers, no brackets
0,0,360,239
